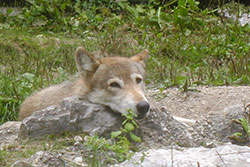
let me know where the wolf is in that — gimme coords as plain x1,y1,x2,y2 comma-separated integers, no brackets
19,47,150,120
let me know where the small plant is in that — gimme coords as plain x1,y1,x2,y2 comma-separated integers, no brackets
172,0,201,29
84,109,141,166
20,0,73,31
111,109,142,143
229,104,250,144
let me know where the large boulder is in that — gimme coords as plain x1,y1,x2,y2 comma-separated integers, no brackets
19,96,123,138
117,143,250,167
0,98,248,167
192,104,245,146
138,107,195,148
2,98,245,147
138,104,245,148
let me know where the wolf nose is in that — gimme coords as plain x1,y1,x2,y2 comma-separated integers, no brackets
136,101,150,115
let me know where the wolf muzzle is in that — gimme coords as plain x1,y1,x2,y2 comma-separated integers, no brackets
136,101,150,119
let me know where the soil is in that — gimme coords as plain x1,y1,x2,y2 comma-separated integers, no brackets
147,86,250,120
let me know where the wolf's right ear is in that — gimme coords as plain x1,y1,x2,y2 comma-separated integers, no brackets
75,47,98,77
130,49,149,66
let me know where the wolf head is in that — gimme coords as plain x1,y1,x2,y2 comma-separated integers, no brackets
75,47,150,119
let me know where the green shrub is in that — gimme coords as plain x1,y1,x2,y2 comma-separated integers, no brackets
0,0,249,124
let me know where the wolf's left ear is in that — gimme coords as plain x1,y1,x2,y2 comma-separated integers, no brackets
130,49,149,66
75,47,98,77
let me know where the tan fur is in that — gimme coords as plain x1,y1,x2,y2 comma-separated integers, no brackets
19,47,149,120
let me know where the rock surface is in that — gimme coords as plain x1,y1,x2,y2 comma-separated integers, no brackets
17,100,242,149
11,151,76,167
0,121,21,149
14,143,250,167
0,98,247,149
138,107,195,148
0,7,21,16
138,104,245,148
19,96,123,138
192,104,245,146
0,87,249,166
147,86,250,120
219,9,250,26
117,143,250,167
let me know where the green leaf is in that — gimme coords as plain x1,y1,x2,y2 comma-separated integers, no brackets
111,131,122,139
232,132,242,137
124,122,135,132
130,132,141,142
122,119,128,125
136,5,144,13
60,2,68,11
185,29,191,36
149,9,155,15
140,152,147,163
125,115,133,120
188,0,199,11
157,7,162,29
22,73,35,81
240,118,248,133
131,120,138,128
6,8,13,15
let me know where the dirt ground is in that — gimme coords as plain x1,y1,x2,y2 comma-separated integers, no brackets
147,86,250,120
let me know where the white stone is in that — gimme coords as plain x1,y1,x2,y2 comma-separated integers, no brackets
116,143,250,167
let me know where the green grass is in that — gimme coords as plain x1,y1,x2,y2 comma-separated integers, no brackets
0,0,249,125
0,30,83,123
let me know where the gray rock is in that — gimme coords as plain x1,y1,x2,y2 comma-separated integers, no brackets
12,139,88,167
2,101,248,167
19,96,123,138
0,121,21,149
12,150,89,167
192,104,245,145
11,161,33,167
12,151,66,167
116,143,250,167
137,107,195,148
1,100,245,147
0,7,21,16
219,9,250,26
138,104,246,148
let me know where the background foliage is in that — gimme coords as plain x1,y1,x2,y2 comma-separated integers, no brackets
0,0,249,124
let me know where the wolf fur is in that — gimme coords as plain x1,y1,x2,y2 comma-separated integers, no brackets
19,47,150,120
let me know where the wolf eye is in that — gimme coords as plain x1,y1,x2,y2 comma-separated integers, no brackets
109,82,121,88
136,77,142,84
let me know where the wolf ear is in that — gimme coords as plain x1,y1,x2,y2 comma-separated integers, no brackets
130,49,149,66
75,47,98,77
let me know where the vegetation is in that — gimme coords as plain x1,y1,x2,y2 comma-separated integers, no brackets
0,0,249,165
0,0,249,125
229,103,250,144
85,110,142,166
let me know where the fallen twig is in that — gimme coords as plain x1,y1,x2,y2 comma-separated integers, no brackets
215,150,227,167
